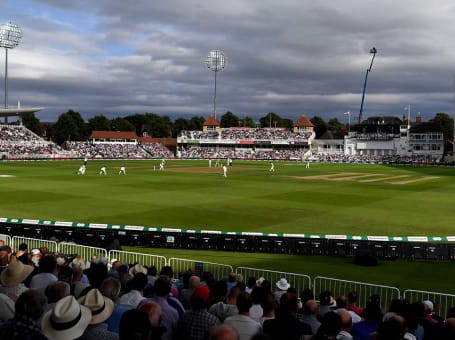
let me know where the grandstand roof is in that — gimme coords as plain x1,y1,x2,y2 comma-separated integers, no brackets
0,107,44,117
294,116,313,127
90,131,138,139
203,116,220,126
138,136,176,144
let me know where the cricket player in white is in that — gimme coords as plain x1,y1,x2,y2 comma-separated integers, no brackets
119,166,126,175
303,149,312,169
222,165,227,178
99,166,107,175
269,163,275,172
77,165,86,175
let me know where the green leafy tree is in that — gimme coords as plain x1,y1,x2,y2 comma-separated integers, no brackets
66,110,88,139
87,115,111,133
431,112,454,154
124,114,146,136
282,118,294,129
188,116,205,130
110,117,135,131
259,112,283,128
327,118,345,138
220,111,240,127
21,112,42,136
53,112,81,145
173,118,189,137
239,116,256,128
310,116,328,138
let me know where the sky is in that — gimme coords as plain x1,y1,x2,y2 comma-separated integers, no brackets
1,0,455,123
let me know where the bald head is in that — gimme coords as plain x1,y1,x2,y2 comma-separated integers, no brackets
188,275,201,289
139,301,162,327
207,324,239,340
337,309,353,331
303,299,319,315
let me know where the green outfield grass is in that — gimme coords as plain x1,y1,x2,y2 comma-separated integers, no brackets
0,159,454,236
1,159,455,294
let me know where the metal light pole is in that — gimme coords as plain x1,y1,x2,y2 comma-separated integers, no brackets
0,21,23,112
205,50,226,120
358,47,377,123
344,111,351,133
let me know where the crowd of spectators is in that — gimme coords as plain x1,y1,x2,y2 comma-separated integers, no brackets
65,141,174,159
0,125,64,159
0,242,454,340
179,145,441,163
179,128,313,143
179,146,311,161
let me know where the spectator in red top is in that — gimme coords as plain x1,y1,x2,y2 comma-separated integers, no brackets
347,290,364,317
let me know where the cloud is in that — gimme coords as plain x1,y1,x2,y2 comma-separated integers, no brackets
2,0,455,122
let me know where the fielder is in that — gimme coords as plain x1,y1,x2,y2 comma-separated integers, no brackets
269,163,275,172
222,165,227,178
77,165,86,175
119,166,126,175
99,166,107,175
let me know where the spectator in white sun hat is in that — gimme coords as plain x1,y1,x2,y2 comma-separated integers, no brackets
78,288,118,340
41,295,92,340
274,278,290,304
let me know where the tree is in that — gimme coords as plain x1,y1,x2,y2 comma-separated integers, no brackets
327,118,345,138
431,112,454,155
188,116,205,131
124,114,146,136
173,118,189,137
310,116,328,138
52,112,81,145
21,112,42,136
66,110,88,139
281,118,294,130
110,117,135,132
220,111,240,128
87,115,111,133
239,116,256,128
259,112,283,128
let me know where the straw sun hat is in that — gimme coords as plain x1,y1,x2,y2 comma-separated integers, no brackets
0,260,34,287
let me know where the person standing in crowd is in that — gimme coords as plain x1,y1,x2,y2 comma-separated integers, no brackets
78,288,119,340
29,254,58,294
100,277,130,334
0,290,48,340
144,275,180,340
224,292,262,340
175,285,220,340
0,259,34,301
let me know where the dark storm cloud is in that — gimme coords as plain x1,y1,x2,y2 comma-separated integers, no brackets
3,0,455,122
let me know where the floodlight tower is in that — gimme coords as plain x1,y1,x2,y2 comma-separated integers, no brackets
205,50,226,120
358,47,377,123
0,21,23,110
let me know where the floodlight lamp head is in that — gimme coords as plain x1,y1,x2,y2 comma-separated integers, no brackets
370,47,377,54
0,21,23,49
205,50,226,72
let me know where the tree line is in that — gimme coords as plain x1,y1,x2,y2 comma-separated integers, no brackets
20,110,346,145
20,109,453,149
